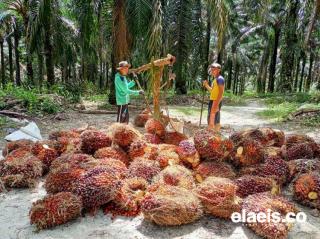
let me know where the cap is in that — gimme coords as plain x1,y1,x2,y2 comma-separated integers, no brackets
210,63,221,69
117,61,131,70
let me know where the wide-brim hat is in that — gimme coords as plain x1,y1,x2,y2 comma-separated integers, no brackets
117,61,131,70
209,63,222,69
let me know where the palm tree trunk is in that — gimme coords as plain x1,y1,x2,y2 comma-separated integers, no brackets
305,52,314,92
293,56,300,92
304,0,320,48
227,57,232,90
299,53,306,92
38,52,44,91
202,6,211,81
0,39,5,88
268,25,280,93
257,36,271,94
7,37,14,83
14,25,21,86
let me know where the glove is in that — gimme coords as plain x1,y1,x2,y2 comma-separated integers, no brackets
139,90,144,95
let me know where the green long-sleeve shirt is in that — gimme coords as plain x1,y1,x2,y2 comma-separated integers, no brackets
115,72,140,105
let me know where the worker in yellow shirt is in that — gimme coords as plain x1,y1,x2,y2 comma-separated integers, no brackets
203,63,225,131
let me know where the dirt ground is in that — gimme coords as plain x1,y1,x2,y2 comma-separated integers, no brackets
1,99,320,239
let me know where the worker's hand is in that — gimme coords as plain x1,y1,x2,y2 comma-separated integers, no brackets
139,90,144,95
203,80,209,87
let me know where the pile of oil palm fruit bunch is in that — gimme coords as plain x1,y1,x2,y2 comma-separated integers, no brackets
1,119,320,238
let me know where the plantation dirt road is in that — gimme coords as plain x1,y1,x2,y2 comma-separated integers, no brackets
1,99,320,239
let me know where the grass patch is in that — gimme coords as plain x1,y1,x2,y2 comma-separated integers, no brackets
257,102,299,121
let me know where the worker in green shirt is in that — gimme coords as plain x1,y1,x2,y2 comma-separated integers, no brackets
115,61,144,123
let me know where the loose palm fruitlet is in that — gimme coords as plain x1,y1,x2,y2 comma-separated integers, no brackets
152,165,196,190
114,177,149,214
127,159,161,182
239,156,289,185
194,129,233,160
294,172,320,209
141,185,203,226
0,148,43,184
242,192,297,239
80,130,112,154
195,161,236,183
287,159,320,182
29,192,82,230
145,119,166,138
176,140,200,168
2,139,34,157
196,177,241,219
163,132,188,146
94,146,129,166
230,128,285,147
144,133,162,144
72,166,126,208
231,139,264,167
110,123,142,149
134,113,150,127
235,175,279,198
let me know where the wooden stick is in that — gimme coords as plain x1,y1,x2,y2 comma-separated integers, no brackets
78,110,117,114
129,54,176,74
0,110,30,119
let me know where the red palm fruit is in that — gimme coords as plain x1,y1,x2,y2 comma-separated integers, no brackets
152,165,196,190
285,134,316,148
145,118,166,138
2,139,34,157
194,129,233,160
242,192,298,239
134,114,150,127
128,140,148,160
239,156,289,185
1,174,37,188
282,143,315,161
231,139,264,167
177,140,200,168
287,159,320,182
294,172,320,209
1,148,43,179
72,166,124,208
163,131,188,146
29,192,82,230
235,175,279,198
144,133,162,144
31,141,59,171
80,130,112,154
127,158,161,182
114,177,149,214
49,130,80,140
110,123,142,149
55,136,82,155
195,161,236,183
94,146,129,166
45,167,86,194
141,185,203,226
196,177,241,219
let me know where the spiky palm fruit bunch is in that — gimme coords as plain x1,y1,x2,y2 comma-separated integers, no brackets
177,140,200,168
194,161,237,183
127,159,161,182
98,158,128,177
2,139,34,157
31,141,59,171
1,174,37,188
282,143,315,161
155,144,180,168
109,123,142,149
72,166,125,208
230,128,285,147
194,129,233,160
294,172,320,209
45,167,87,194
29,192,82,230
1,148,43,179
49,153,96,173
231,139,264,167
80,130,112,154
145,118,166,138
128,140,148,160
134,114,150,127
94,146,129,166
152,165,196,190
55,136,82,155
239,156,289,185
287,159,320,182
285,134,320,157
196,177,241,219
49,130,80,141
141,185,203,226
242,192,298,239
144,133,162,144
235,175,279,198
114,177,149,215
163,132,188,146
